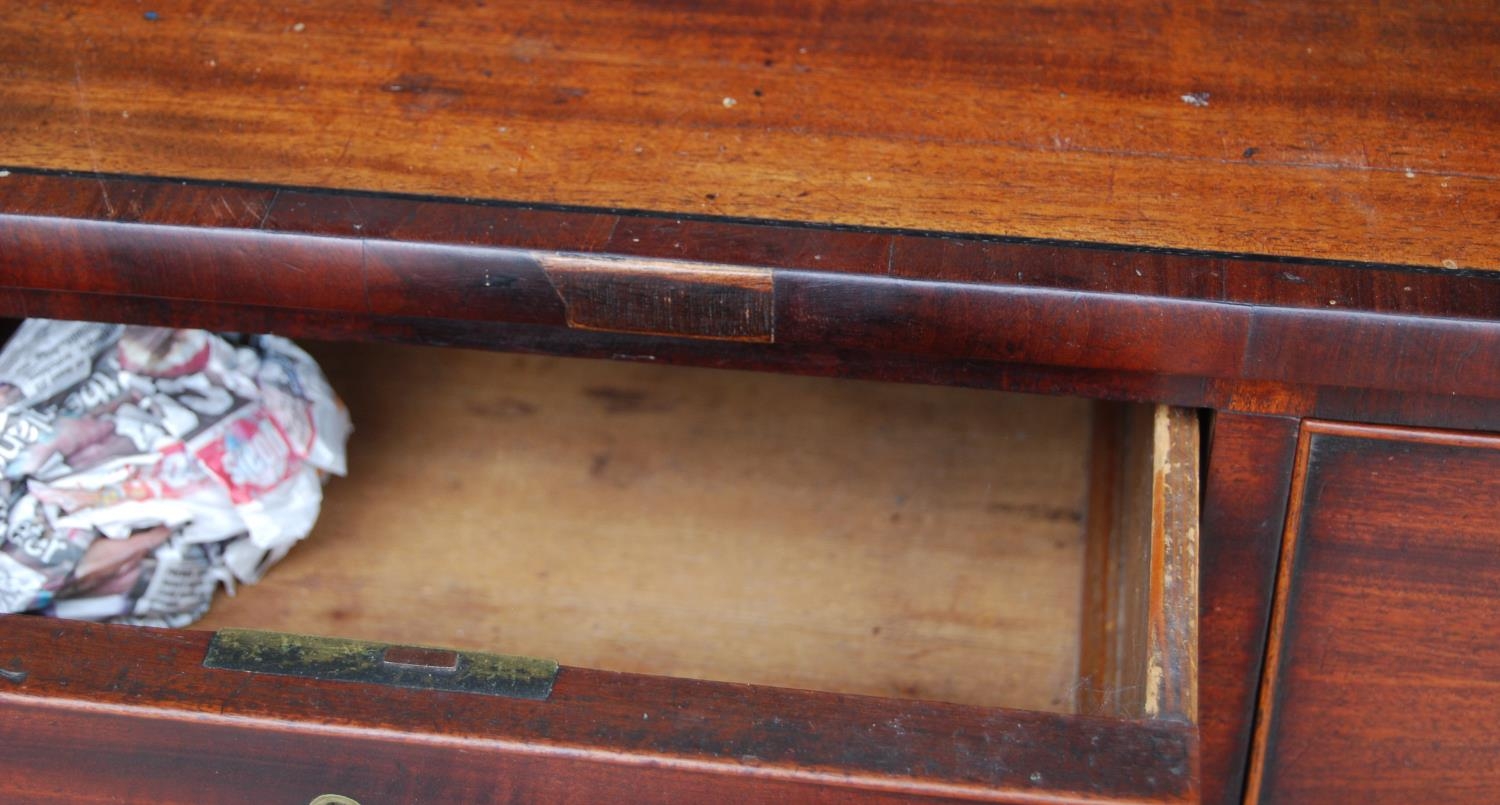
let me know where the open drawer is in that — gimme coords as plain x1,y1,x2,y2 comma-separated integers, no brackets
0,341,1199,804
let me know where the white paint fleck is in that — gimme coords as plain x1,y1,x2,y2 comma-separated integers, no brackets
1029,772,1043,783
1442,259,1459,269
1180,92,1210,107
1404,167,1416,178
722,97,737,108
0,171,10,178
292,22,305,32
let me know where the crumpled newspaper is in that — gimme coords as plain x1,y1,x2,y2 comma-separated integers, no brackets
0,320,350,627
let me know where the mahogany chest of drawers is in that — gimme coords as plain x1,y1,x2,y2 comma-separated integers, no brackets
2,2,1498,802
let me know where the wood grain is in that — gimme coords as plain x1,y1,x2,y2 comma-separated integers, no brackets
2,1,1497,268
1248,422,1500,803
1079,406,1198,722
1078,404,1122,719
540,254,775,342
0,615,1198,804
1143,407,1198,724
7,288,1500,438
1197,413,1299,805
7,172,1500,436
9,170,1499,325
197,341,1095,712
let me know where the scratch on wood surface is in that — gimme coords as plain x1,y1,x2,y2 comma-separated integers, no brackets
273,256,309,274
256,189,281,230
69,56,114,217
335,134,355,168
214,194,236,221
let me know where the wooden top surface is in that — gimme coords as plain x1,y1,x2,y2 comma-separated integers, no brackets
3,1,1499,270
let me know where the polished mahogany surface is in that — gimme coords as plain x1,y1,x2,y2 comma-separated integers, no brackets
3,1,1498,268
1249,423,1500,803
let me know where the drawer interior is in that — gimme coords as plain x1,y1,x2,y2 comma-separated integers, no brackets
188,340,1198,720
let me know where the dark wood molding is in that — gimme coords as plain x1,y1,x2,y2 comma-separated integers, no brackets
4,172,1500,431
9,170,1500,311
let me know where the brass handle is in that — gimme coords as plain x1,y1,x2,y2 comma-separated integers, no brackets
203,628,557,700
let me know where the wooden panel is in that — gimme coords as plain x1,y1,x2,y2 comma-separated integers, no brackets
197,342,1093,712
1197,413,1299,805
1248,422,1500,802
1143,407,1198,723
1078,405,1123,718
2,1,1498,268
1079,405,1198,723
0,616,1198,804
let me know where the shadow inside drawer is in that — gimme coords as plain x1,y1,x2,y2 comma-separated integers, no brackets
194,340,1188,719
